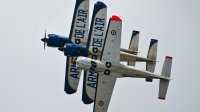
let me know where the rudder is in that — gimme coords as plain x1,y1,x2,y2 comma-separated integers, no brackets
158,56,172,100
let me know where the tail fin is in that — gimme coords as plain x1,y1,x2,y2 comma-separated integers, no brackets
127,30,139,66
146,39,158,82
158,56,172,100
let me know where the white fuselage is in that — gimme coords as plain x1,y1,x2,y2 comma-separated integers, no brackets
75,57,165,79
88,51,154,62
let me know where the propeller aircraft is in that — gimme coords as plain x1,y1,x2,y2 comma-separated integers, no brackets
41,0,160,105
73,15,173,112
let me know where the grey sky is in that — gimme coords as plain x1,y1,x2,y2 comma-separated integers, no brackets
0,0,200,111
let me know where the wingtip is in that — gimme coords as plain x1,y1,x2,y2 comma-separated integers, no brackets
151,39,158,42
110,15,122,21
146,78,153,82
96,1,107,7
158,97,165,100
166,56,172,59
133,30,140,34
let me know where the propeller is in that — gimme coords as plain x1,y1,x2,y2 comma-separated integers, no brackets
41,30,47,50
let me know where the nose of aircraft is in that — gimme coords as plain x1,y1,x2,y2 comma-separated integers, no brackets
41,38,46,42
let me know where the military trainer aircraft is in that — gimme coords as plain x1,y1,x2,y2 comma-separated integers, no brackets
72,15,172,112
41,0,158,104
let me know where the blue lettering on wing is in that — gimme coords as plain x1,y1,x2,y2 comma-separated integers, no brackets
93,18,105,36
92,38,103,47
92,17,106,49
74,29,85,38
94,26,104,31
78,9,88,15
70,57,79,79
87,71,97,89
74,9,88,39
94,32,103,37
95,18,105,25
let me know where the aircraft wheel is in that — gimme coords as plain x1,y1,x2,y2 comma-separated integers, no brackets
75,39,81,44
104,69,110,75
106,62,111,68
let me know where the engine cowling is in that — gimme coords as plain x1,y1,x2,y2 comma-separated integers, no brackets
63,44,89,57
75,57,105,72
46,34,71,47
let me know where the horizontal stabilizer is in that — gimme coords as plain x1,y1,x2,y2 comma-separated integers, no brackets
158,56,173,100
128,30,139,67
146,39,158,82
161,56,172,78
159,79,169,100
129,30,139,52
147,39,158,60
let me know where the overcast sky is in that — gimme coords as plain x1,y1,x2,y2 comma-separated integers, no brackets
1,0,200,112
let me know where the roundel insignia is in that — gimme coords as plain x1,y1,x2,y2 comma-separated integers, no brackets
99,101,104,106
111,30,116,35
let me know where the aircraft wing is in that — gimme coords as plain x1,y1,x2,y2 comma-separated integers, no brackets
64,57,82,94
100,15,122,63
93,15,122,111
93,73,117,112
82,1,107,104
86,1,107,58
64,0,89,94
82,71,97,104
69,0,89,46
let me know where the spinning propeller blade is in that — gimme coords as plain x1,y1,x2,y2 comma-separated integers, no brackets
41,30,47,50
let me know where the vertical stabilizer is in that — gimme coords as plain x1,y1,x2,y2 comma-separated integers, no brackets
158,56,172,100
146,39,158,82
